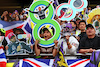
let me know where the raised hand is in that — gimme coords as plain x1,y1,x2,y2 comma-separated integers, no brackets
54,40,58,47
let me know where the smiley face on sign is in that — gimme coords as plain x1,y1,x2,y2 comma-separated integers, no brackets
56,0,88,21
29,0,61,47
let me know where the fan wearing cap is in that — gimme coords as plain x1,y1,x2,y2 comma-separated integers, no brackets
6,32,32,55
57,23,79,59
35,27,58,58
42,27,53,40
79,24,100,58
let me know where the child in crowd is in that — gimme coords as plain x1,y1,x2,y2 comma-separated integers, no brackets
35,26,58,58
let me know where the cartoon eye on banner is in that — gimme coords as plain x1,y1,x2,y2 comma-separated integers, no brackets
56,0,88,21
29,0,61,47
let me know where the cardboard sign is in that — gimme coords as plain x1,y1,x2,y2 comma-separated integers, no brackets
6,33,32,55
87,8,100,35
56,0,88,21
29,0,61,47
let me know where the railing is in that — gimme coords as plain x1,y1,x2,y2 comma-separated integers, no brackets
6,53,92,59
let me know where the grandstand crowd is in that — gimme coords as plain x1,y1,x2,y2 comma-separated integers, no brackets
0,5,100,59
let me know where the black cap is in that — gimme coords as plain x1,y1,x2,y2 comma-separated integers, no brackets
86,24,94,29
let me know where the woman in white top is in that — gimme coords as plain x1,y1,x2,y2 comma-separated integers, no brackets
57,23,79,59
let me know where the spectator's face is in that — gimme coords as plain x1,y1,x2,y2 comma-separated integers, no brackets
79,22,86,31
3,11,8,16
12,14,16,18
5,11,8,15
65,35,70,40
76,20,80,25
43,30,52,40
86,27,95,36
22,10,25,13
23,16,27,20
70,22,76,27
88,7,91,10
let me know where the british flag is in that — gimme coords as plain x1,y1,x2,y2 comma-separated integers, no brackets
0,47,7,67
19,58,90,67
0,18,34,44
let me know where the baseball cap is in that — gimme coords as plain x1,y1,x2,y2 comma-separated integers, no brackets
8,33,15,39
86,24,95,29
76,18,81,21
0,28,6,34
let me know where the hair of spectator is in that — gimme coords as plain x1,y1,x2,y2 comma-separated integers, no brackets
13,28,24,34
0,31,5,36
71,21,77,25
79,20,86,25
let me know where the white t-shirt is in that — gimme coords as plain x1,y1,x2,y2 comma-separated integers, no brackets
58,36,79,55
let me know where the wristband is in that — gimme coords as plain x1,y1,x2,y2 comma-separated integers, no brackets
54,46,58,49
67,42,70,45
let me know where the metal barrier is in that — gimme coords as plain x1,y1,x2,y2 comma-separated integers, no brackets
6,53,92,59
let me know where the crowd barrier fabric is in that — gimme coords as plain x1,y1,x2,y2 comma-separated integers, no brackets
5,58,90,67
0,18,34,56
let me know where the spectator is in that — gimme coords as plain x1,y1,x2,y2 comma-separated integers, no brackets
70,21,80,40
76,18,81,29
57,23,79,59
78,20,87,41
0,28,8,52
88,7,92,13
1,11,12,22
11,13,19,21
35,27,58,58
19,12,23,21
22,14,28,21
96,5,100,8
70,21,77,31
19,9,28,21
79,24,100,58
